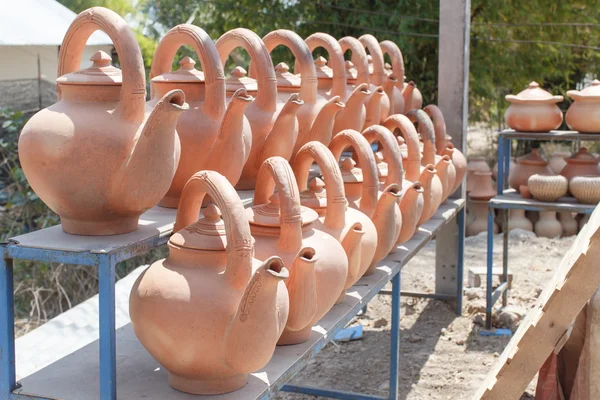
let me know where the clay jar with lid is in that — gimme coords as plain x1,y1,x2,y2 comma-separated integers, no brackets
129,171,289,394
509,149,553,193
466,157,491,193
246,157,348,345
149,24,254,208
469,172,496,201
566,80,600,133
504,81,563,132
18,7,187,235
293,141,377,302
560,147,600,183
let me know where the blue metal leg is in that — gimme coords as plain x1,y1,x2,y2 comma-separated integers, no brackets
0,253,16,398
456,208,465,315
496,136,505,195
504,138,511,191
502,208,509,307
389,271,400,400
98,255,116,400
486,206,495,330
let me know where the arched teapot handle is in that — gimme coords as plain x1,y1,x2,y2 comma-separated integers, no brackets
174,170,254,289
406,109,436,166
150,24,226,119
362,125,404,188
216,28,277,112
383,114,422,182
292,141,346,230
339,36,370,86
254,157,304,252
304,33,347,101
379,40,405,83
58,7,145,124
423,104,449,155
358,34,386,86
328,129,379,217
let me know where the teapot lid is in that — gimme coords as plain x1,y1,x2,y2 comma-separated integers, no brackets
366,54,374,75
505,81,563,104
299,177,329,209
245,193,319,227
568,80,600,100
151,57,205,84
375,151,389,178
566,147,598,164
169,204,227,251
56,51,122,86
314,56,333,80
275,62,302,88
226,66,258,92
517,148,548,166
340,157,363,183
345,60,358,80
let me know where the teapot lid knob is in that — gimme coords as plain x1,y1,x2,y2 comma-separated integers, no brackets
374,151,384,163
308,177,325,191
231,66,247,78
178,56,197,71
340,157,357,171
275,62,290,73
385,62,392,70
315,56,327,67
90,50,112,67
367,54,373,63
203,203,222,222
528,81,540,89
345,60,355,70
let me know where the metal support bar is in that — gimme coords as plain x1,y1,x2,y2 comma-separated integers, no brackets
280,385,385,400
389,271,400,400
98,255,116,400
486,206,495,330
390,291,455,300
456,207,465,315
4,246,99,267
491,282,509,305
0,252,16,398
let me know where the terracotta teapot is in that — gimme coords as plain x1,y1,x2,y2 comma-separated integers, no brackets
560,147,600,182
566,80,600,133
509,148,553,192
246,157,348,345
293,141,377,302
304,33,371,132
149,24,252,208
18,7,187,235
379,40,405,114
329,130,401,275
129,171,289,395
216,28,304,189
504,81,563,132
358,34,391,122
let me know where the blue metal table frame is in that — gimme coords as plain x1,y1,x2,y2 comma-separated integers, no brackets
485,130,600,329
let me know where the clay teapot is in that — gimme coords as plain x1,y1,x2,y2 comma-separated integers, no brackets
560,147,600,183
566,80,600,133
149,24,252,208
509,148,553,192
293,141,377,302
329,130,401,275
216,28,304,189
246,157,348,345
358,34,392,122
504,81,563,132
379,40,406,114
18,8,187,235
129,171,289,395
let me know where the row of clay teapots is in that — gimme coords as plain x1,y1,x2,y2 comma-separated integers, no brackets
19,7,188,235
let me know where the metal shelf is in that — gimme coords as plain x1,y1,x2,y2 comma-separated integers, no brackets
489,189,596,214
498,129,600,141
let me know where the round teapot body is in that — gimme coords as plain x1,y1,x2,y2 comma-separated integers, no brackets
504,103,563,132
566,100,600,133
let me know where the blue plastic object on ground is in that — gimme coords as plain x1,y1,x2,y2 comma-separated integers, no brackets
334,324,363,342
480,328,512,336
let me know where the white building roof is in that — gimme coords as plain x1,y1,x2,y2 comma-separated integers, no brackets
0,0,113,46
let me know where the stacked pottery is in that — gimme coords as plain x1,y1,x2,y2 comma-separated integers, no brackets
527,174,568,202
504,81,564,132
508,210,533,233
466,157,491,193
535,211,563,238
566,80,600,133
559,212,578,236
560,147,600,183
466,172,497,236
509,149,553,195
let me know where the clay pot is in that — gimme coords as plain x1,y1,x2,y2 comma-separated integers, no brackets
504,81,563,132
292,142,377,303
130,171,289,394
18,7,187,235
358,34,391,123
570,175,600,204
535,211,562,238
566,79,600,133
492,157,516,181
466,199,497,236
150,25,252,208
560,147,600,183
469,172,496,201
509,149,553,193
527,174,568,202
526,210,539,226
216,28,304,190
508,209,533,232
379,40,405,114
559,212,578,237
467,157,492,193
548,151,570,175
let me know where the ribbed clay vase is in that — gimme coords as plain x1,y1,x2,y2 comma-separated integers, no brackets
559,212,578,237
535,211,562,238
527,174,568,202
466,199,497,237
509,149,552,193
508,209,533,232
570,176,600,204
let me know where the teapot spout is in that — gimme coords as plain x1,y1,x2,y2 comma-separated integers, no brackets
397,181,424,244
224,256,289,374
284,247,318,332
368,184,402,274
259,93,304,164
334,83,370,132
341,222,365,293
402,81,416,114
383,75,403,116
308,96,345,145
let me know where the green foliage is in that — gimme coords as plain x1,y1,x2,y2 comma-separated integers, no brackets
58,0,133,16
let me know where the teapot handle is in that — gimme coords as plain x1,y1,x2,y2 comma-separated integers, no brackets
216,28,277,112
358,34,386,87
328,129,379,217
57,7,145,124
362,125,404,188
423,104,449,155
254,157,304,253
260,29,317,104
383,114,422,182
406,109,437,166
379,40,405,83
292,141,346,230
304,33,347,101
338,36,370,86
150,24,226,120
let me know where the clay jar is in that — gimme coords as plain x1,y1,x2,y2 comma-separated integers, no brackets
149,24,253,208
535,211,562,238
509,149,552,193
216,28,304,190
527,174,568,202
329,130,401,275
560,147,600,183
508,209,533,232
246,157,348,345
466,157,491,193
504,81,563,132
469,172,496,201
130,171,289,394
18,7,187,235
293,142,377,302
466,199,497,236
566,80,600,133
559,212,578,236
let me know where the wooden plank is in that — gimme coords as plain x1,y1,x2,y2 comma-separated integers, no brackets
473,204,600,399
